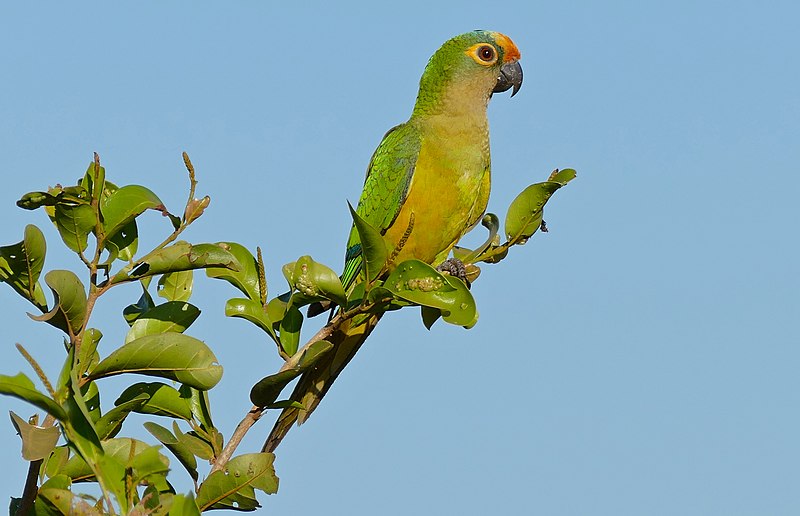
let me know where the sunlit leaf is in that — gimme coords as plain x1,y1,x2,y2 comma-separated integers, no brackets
50,203,96,254
78,328,102,377
111,241,239,284
287,255,347,307
9,411,60,461
104,219,138,262
205,242,261,301
348,202,388,282
224,298,274,336
143,422,198,482
158,270,193,302
505,169,576,244
94,393,150,440
279,306,303,356
89,333,223,390
0,373,66,420
249,340,332,407
0,224,47,310
196,453,278,511
115,382,193,420
125,301,201,344
28,270,87,335
385,259,477,327
101,185,164,241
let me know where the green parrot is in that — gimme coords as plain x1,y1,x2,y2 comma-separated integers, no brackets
263,30,522,452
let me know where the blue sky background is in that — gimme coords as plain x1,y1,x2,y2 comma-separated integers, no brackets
1,2,798,514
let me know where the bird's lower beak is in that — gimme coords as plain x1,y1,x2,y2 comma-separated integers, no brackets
493,61,523,97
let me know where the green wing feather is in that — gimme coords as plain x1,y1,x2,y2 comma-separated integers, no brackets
341,122,421,290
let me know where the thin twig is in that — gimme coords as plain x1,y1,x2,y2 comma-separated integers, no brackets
208,315,344,473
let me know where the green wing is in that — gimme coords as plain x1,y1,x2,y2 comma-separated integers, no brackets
341,122,421,290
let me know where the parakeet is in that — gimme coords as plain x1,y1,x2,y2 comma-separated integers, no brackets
263,30,522,452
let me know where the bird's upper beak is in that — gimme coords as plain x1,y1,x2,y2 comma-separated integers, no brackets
493,61,523,97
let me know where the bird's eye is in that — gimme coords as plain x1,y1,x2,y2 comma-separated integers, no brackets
477,45,495,62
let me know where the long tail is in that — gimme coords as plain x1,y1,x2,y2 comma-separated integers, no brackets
262,312,382,452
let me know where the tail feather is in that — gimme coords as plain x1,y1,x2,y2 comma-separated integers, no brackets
262,313,382,452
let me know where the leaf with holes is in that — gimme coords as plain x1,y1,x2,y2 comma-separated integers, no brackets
196,453,279,511
0,224,47,310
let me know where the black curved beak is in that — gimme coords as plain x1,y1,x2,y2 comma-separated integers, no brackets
493,61,523,97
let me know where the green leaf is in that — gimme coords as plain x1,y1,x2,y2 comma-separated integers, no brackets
111,241,240,284
348,202,388,282
0,373,66,420
549,167,578,184
249,340,332,407
183,385,216,432
504,169,576,244
158,270,194,302
29,270,87,336
123,282,156,325
50,203,97,254
224,298,274,337
279,305,303,356
421,305,441,330
115,382,193,420
249,369,302,408
36,487,75,515
287,255,347,307
89,333,223,390
104,219,138,262
0,224,48,310
9,411,60,461
205,242,261,301
144,421,199,482
78,328,102,377
175,429,215,461
196,453,279,511
101,184,164,241
44,446,71,478
125,301,201,344
385,259,477,327
168,492,201,516
459,213,500,263
60,438,169,486
94,393,151,440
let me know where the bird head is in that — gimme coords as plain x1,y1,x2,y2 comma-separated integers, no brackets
413,30,523,116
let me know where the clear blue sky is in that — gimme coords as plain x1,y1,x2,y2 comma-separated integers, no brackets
1,2,798,514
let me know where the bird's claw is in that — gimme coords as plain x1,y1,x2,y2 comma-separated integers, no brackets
436,258,471,288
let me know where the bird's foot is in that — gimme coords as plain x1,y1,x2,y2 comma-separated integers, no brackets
436,258,471,288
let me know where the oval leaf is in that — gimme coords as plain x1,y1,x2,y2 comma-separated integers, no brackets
50,203,96,254
89,333,223,390
348,202,388,282
385,259,477,327
112,241,240,284
116,382,193,420
157,270,194,302
196,453,278,511
29,270,87,335
206,242,261,301
143,422,199,481
225,298,274,337
0,224,48,310
125,301,201,344
290,255,346,307
101,185,164,240
0,373,66,420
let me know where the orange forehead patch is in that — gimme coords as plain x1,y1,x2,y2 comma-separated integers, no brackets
491,32,521,62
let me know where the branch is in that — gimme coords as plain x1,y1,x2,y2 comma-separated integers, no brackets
208,314,344,473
